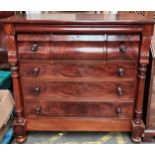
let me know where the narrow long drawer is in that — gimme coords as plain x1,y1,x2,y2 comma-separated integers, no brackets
20,61,137,80
17,33,140,60
21,81,135,100
24,99,134,118
17,34,51,42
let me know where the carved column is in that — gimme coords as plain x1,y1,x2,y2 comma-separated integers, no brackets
3,24,27,143
131,24,154,143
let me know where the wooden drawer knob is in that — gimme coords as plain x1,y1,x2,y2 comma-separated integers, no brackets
33,86,40,96
117,86,123,96
116,106,122,115
32,67,40,76
117,68,124,77
31,43,38,52
35,106,41,115
119,45,127,53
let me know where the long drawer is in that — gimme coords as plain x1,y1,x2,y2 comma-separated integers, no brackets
20,61,137,80
24,99,134,118
21,80,135,100
17,34,140,60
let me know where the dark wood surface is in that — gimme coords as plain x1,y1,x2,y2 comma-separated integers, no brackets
21,81,135,100
20,61,137,80
0,11,14,70
143,36,155,141
2,13,154,143
24,99,134,118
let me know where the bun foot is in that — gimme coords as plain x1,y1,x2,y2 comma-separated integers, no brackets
131,136,142,143
15,135,27,144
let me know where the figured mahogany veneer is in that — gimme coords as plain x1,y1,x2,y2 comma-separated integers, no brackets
18,42,51,59
17,34,140,60
20,61,137,80
107,42,139,60
1,13,154,143
21,81,135,100
24,99,134,118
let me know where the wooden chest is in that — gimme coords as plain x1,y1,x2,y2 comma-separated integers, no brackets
1,13,154,143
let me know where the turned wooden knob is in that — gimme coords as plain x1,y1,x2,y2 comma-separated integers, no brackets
117,68,125,77
33,86,40,96
32,67,40,76
116,106,122,115
119,44,127,53
117,86,123,96
31,43,38,52
35,106,41,115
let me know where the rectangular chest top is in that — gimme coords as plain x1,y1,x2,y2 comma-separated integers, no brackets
1,13,155,25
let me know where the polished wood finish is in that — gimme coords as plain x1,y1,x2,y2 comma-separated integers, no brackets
3,23,27,143
143,45,155,142
24,99,134,118
1,13,154,143
27,118,132,131
20,61,137,80
21,81,135,100
0,11,14,70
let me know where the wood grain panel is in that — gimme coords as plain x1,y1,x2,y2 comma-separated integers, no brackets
107,41,139,60
15,25,143,33
27,117,132,131
24,99,134,118
18,42,50,59
52,34,106,41
17,34,50,41
21,81,135,100
51,42,106,60
107,35,140,41
148,65,155,128
20,61,137,80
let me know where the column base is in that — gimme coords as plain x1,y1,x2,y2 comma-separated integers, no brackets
131,120,144,143
13,119,27,144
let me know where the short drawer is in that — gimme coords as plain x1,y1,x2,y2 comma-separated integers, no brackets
51,42,106,60
17,42,50,59
20,61,137,80
24,99,134,118
107,41,139,60
21,81,136,100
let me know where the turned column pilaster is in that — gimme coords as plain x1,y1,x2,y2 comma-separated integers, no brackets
132,24,154,143
3,23,27,143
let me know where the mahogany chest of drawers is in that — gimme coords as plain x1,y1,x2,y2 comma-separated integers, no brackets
1,13,154,143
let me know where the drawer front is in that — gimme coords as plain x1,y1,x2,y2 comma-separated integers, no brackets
20,61,137,80
18,42,50,59
17,33,140,60
24,99,134,118
21,81,135,100
51,42,106,60
17,34,51,42
107,35,140,42
107,42,139,60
